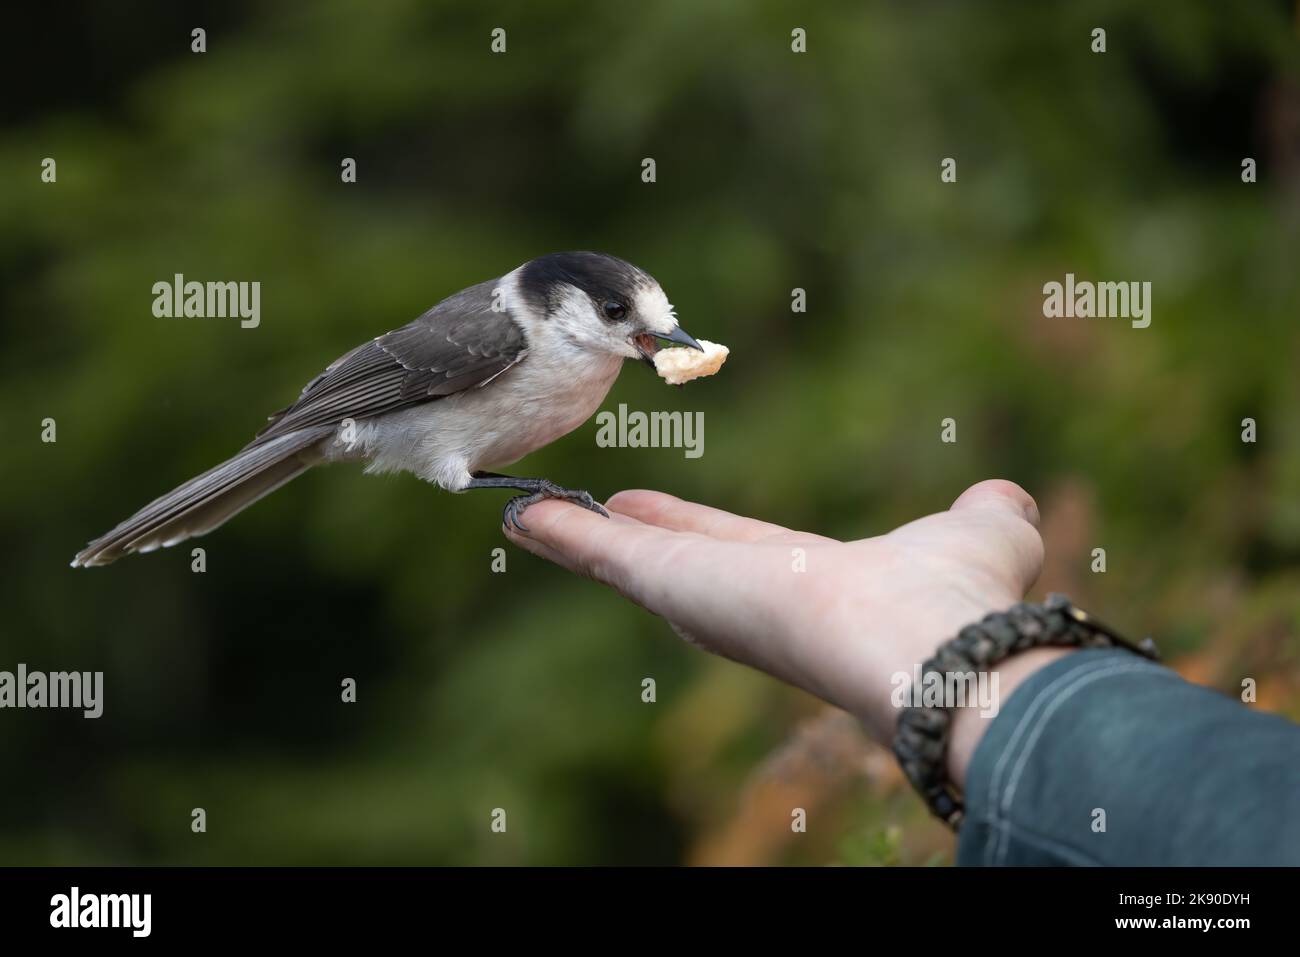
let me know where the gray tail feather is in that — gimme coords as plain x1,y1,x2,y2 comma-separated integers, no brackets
72,427,334,567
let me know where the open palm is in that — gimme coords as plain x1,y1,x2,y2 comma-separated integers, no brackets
505,479,1048,780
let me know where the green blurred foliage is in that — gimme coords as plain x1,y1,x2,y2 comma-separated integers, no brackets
1,0,1297,864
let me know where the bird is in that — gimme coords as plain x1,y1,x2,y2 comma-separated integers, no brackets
72,251,703,567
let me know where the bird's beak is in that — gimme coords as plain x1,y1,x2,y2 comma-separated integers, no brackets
661,326,704,351
634,326,704,368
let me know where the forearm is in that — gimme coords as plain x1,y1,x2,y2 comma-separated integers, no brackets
956,647,1300,865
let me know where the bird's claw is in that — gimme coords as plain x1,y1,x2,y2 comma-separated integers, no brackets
502,483,609,532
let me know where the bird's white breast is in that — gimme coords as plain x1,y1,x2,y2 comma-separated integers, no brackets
340,319,625,491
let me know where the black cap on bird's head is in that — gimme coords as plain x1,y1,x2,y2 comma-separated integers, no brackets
518,251,701,366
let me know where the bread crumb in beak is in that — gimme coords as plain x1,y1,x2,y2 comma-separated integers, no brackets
653,339,729,385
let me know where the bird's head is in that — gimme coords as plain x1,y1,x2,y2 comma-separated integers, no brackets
516,251,702,367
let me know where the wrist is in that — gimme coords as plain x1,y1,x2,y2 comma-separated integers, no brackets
891,594,1159,829
853,584,1022,744
945,645,1075,788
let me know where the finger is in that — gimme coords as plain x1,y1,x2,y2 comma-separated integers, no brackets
504,501,658,582
503,500,789,650
605,489,835,545
504,498,707,605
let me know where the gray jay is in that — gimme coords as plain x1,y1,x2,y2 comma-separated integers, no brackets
73,251,702,567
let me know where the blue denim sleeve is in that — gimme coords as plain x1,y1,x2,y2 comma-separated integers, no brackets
956,647,1300,866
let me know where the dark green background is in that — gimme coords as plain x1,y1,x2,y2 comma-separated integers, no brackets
1,0,1297,864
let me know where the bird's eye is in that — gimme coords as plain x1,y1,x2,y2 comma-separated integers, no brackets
602,300,627,321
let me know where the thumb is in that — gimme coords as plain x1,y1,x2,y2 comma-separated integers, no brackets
947,479,1044,599
950,479,1041,528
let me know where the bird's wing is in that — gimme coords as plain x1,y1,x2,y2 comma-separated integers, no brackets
252,279,528,444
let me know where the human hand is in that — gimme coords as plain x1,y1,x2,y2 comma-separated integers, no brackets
504,479,1054,785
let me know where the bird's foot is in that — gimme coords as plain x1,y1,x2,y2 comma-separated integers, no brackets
502,482,608,532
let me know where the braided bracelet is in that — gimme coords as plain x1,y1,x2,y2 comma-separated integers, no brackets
892,593,1160,830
